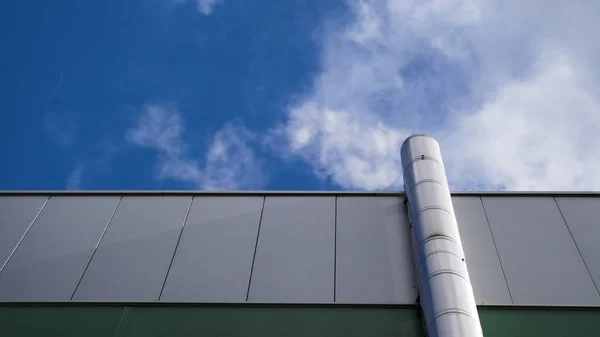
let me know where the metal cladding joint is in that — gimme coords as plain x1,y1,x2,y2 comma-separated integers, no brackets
401,134,483,337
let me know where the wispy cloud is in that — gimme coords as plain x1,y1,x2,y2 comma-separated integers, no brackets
196,0,220,15
126,104,266,190
45,71,64,102
172,0,221,15
272,0,600,191
199,122,267,190
43,108,77,146
272,104,407,190
66,164,84,190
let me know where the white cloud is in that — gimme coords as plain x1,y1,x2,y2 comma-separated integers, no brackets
66,164,84,190
278,103,407,190
274,0,600,191
127,105,265,190
199,123,267,190
172,0,221,15
196,0,219,15
449,53,600,191
127,105,185,155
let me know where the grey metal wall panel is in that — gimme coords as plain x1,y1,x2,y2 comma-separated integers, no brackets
452,196,512,304
482,197,600,305
247,196,335,302
555,197,600,294
160,196,263,302
336,197,416,304
72,196,191,302
0,196,47,268
0,197,119,301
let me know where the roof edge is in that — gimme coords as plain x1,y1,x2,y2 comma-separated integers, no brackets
0,190,599,197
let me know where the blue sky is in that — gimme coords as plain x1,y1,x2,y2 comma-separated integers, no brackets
1,0,342,190
2,0,600,191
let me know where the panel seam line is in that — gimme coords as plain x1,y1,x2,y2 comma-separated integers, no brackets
479,197,514,304
0,196,50,273
246,196,266,301
70,196,122,300
333,196,338,302
158,196,194,301
553,197,600,298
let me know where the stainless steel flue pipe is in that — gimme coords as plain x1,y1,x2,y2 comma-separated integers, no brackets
401,134,483,337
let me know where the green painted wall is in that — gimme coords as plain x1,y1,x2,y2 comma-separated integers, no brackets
0,305,423,337
479,307,600,337
1,305,598,337
0,306,124,337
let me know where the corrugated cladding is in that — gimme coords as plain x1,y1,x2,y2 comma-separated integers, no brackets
1,192,600,306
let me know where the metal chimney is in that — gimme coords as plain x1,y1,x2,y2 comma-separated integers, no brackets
401,134,483,337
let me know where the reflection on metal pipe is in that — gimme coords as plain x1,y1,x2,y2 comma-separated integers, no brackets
401,134,483,337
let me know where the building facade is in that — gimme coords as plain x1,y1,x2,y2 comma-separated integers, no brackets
1,190,600,336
